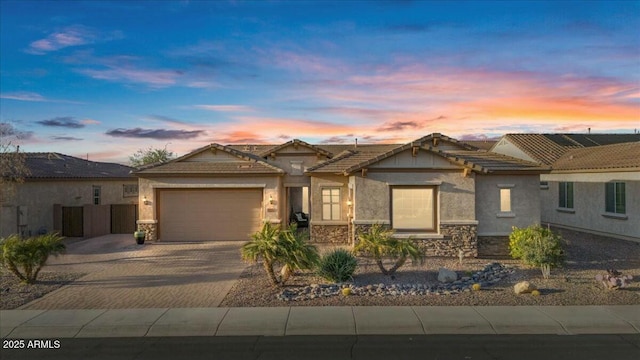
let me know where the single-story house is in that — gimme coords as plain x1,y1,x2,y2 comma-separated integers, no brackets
539,142,639,241
134,134,548,257
490,133,640,242
0,152,138,238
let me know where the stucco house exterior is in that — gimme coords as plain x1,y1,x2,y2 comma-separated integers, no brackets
540,142,640,241
0,153,138,239
134,134,548,257
490,133,640,242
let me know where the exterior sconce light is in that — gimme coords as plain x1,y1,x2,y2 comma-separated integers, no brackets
143,196,150,205
347,200,352,206
269,194,275,205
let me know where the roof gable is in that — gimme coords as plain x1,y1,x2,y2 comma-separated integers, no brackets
340,133,476,174
258,139,333,158
493,133,640,165
135,143,284,175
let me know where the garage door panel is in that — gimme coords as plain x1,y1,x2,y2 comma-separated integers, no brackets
159,189,263,241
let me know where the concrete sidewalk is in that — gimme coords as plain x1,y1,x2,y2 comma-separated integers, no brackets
2,305,639,338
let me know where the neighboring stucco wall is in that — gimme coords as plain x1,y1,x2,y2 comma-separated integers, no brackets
352,170,476,224
540,174,639,241
475,174,541,236
136,175,281,224
0,179,138,238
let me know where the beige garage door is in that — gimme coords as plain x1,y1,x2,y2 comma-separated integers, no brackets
158,189,263,241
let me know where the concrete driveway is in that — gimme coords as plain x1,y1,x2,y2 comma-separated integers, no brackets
21,235,246,310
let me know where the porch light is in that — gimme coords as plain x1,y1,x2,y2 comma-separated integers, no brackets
347,200,352,206
269,194,274,205
143,196,150,205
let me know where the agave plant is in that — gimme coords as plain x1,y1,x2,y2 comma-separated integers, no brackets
354,223,423,276
241,223,319,287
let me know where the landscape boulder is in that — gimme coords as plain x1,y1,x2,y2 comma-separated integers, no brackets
514,281,536,294
437,268,458,283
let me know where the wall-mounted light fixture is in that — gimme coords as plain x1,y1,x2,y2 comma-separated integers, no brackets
143,196,150,205
347,200,352,207
269,194,274,205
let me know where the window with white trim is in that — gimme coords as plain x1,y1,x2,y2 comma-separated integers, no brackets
558,182,574,209
391,187,436,232
605,182,625,214
321,188,341,220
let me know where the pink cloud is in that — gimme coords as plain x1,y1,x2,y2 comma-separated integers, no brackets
26,25,98,55
76,66,181,87
194,105,255,112
0,92,46,102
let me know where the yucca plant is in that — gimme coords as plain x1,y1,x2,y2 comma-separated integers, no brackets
317,248,358,282
355,223,423,276
0,233,66,284
241,223,319,287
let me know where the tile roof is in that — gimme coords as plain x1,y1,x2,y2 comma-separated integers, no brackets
306,149,387,173
461,140,498,151
17,153,134,179
132,161,283,175
552,141,640,172
307,134,547,174
499,133,640,165
257,139,332,157
135,143,284,175
436,149,550,173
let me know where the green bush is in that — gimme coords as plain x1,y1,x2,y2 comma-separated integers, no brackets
317,248,358,282
0,233,66,284
509,225,565,278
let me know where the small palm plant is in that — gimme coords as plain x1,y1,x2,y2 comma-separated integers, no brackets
354,223,423,276
1,233,66,284
241,223,319,287
277,225,320,284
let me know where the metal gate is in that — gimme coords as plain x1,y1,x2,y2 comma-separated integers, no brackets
111,204,138,234
62,206,83,237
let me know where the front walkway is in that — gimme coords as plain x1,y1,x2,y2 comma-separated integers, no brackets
20,235,246,309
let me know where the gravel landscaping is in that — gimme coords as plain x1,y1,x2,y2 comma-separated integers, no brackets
220,228,640,307
2,228,638,309
0,271,85,310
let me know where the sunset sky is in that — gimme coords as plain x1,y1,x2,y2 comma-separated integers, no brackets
1,0,639,164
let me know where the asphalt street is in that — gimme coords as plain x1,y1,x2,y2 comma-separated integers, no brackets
2,334,639,360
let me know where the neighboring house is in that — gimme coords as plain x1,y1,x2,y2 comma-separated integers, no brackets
540,143,640,241
0,153,138,239
490,133,640,242
134,134,548,257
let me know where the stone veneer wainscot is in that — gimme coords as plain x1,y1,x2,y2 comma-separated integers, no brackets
136,220,157,242
310,224,350,244
353,223,478,258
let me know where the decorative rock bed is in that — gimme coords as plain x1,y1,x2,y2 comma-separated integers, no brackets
278,262,513,302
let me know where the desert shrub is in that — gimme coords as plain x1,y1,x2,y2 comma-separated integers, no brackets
509,225,564,278
0,233,66,284
241,223,319,287
355,223,423,276
317,248,357,282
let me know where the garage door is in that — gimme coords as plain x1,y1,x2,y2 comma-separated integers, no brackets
158,189,263,241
